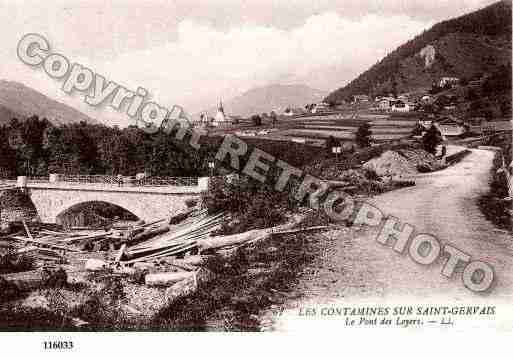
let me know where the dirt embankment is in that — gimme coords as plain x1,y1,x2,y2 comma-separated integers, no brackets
363,148,443,178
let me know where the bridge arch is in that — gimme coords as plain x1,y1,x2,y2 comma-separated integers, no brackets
45,192,151,223
55,200,139,227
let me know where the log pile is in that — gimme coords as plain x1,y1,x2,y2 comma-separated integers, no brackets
1,205,332,318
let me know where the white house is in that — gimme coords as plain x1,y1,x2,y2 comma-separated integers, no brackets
378,97,395,111
421,95,433,103
312,102,330,114
391,100,411,112
436,118,466,137
283,107,306,117
439,77,459,88
353,94,370,103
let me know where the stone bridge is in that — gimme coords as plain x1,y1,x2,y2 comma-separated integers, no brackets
12,175,209,224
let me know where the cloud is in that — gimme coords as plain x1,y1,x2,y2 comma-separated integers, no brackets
102,12,431,114
0,6,435,124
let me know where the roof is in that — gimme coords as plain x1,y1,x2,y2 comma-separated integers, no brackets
438,118,462,125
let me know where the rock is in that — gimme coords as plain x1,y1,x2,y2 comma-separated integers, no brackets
164,268,215,303
145,271,194,287
21,293,50,309
85,258,109,271
175,255,211,267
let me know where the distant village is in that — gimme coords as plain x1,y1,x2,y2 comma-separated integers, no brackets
188,74,508,142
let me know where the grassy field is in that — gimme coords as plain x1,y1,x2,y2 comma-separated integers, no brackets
206,110,421,145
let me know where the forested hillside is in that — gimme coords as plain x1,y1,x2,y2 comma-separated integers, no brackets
0,117,216,178
325,0,512,102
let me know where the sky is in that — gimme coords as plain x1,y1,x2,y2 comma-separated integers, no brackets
0,0,498,126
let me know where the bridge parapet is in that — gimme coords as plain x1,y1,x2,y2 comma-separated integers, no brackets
13,174,206,192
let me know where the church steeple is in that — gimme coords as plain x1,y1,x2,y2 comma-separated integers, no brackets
214,98,226,125
218,99,224,114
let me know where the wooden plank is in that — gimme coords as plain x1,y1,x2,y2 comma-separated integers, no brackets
12,236,80,252
271,225,331,235
22,220,34,240
60,232,111,243
115,243,127,263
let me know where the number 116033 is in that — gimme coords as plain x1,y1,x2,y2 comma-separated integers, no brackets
43,341,74,350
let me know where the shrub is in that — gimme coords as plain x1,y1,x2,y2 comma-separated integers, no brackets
0,276,20,303
203,176,290,234
0,249,35,274
41,267,68,288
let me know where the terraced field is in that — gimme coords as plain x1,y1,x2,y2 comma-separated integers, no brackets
273,112,419,142
208,111,422,145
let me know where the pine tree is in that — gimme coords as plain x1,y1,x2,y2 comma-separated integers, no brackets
355,123,372,148
422,125,443,155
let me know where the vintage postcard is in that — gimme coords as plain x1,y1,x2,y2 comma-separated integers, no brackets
0,0,512,355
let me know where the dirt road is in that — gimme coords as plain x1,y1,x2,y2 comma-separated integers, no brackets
264,148,513,330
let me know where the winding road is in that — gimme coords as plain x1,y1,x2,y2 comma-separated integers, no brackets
266,147,513,330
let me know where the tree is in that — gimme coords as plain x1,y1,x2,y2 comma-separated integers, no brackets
270,111,278,127
0,126,16,178
483,64,512,96
251,114,262,126
355,123,372,148
391,79,399,98
411,123,425,137
422,124,443,155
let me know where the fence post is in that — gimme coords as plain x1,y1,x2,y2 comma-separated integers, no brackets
49,173,60,183
16,176,27,188
506,171,512,198
198,177,209,191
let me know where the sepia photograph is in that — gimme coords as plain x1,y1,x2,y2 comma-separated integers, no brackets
0,0,512,353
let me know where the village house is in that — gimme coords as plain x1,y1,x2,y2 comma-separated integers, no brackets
468,78,484,89
419,119,433,128
311,102,330,114
421,94,433,103
438,77,460,88
391,100,412,112
283,107,306,117
378,97,395,111
353,94,370,103
397,94,410,102
436,118,467,137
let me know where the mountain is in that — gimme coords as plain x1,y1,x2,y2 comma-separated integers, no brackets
203,84,327,118
0,80,98,125
325,1,512,103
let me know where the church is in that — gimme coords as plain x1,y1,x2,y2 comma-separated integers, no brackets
212,100,228,126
